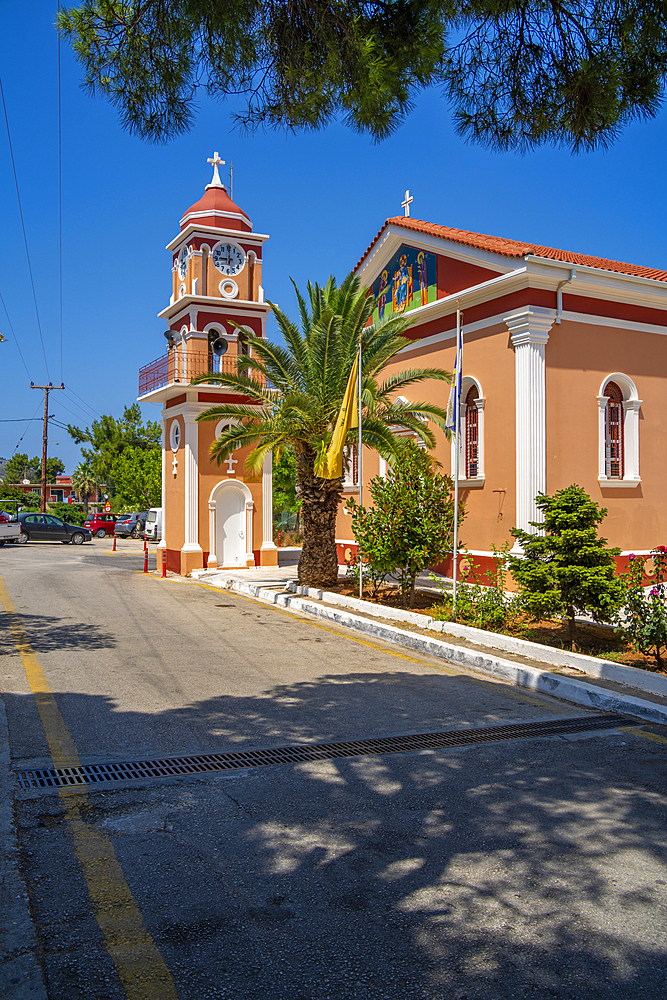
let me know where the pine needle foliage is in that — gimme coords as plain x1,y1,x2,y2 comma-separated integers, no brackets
508,485,625,650
59,1,667,150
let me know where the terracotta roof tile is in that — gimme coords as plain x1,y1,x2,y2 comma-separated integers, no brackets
356,216,667,283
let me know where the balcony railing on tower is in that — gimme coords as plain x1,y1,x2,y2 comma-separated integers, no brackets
139,351,250,397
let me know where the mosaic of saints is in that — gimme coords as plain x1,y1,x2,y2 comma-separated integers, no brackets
417,252,428,306
377,269,388,320
392,254,413,313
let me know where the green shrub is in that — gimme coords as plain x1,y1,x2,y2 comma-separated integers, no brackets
621,548,667,669
346,443,462,607
431,545,524,632
508,485,624,650
48,502,86,526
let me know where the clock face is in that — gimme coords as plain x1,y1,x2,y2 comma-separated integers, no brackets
213,242,245,276
177,246,189,280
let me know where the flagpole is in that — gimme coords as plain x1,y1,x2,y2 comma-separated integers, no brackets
358,330,363,599
452,304,462,620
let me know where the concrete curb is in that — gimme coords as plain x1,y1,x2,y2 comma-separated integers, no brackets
214,576,667,726
286,582,667,701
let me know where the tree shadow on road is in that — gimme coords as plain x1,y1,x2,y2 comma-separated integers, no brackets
7,674,667,1000
0,610,116,655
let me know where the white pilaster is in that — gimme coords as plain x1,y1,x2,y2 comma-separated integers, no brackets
597,396,609,480
623,398,642,483
181,404,203,557
505,308,554,550
158,413,167,551
260,451,278,557
246,500,255,564
207,502,217,567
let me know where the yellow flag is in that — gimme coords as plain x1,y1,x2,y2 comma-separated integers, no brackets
318,355,359,479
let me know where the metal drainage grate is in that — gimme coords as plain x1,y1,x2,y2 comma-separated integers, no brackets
16,713,630,790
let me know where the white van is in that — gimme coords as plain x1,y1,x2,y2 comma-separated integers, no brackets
144,507,162,541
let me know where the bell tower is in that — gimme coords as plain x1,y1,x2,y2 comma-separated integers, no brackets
138,153,278,575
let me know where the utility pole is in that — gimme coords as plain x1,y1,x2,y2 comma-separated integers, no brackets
30,382,65,512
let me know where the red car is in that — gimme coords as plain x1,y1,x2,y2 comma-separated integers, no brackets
84,513,119,538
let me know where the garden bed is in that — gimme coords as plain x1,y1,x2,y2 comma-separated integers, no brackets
327,581,666,675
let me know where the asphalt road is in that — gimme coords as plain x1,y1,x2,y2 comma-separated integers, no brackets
1,538,666,1000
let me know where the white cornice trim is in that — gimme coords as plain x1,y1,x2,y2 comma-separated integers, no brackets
166,226,269,252
179,208,253,230
561,309,667,336
158,295,271,321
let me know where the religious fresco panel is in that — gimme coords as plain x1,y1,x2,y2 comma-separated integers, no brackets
371,244,437,323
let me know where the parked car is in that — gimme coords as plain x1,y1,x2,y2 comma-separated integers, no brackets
84,513,119,538
16,512,92,545
114,511,148,539
144,507,162,541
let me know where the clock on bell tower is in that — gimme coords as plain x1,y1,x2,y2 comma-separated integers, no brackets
137,152,277,577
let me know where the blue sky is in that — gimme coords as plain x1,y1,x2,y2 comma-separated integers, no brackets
2,0,667,474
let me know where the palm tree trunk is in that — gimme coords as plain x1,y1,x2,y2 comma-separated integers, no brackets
295,447,343,588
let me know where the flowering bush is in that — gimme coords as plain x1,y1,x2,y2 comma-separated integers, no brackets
622,548,667,669
431,544,525,632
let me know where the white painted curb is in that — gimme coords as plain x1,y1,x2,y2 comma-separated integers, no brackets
287,582,667,700
212,576,667,726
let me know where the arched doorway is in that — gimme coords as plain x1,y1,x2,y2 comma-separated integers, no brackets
208,480,254,568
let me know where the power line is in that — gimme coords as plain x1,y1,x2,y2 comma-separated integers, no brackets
11,399,43,452
0,289,31,379
63,388,100,420
66,387,101,418
0,71,51,380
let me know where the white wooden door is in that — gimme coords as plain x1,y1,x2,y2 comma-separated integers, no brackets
216,489,246,567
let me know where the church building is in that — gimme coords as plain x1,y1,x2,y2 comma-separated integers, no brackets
336,203,667,574
138,153,277,575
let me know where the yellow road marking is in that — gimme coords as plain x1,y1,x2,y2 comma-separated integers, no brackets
143,574,564,711
0,577,179,1000
621,725,667,745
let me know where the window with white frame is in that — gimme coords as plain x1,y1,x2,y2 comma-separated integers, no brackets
342,445,358,490
597,374,641,486
451,376,485,482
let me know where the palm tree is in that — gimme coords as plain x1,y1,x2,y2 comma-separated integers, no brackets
193,274,451,588
71,463,99,514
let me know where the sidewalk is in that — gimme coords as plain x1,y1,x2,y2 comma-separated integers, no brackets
192,565,667,727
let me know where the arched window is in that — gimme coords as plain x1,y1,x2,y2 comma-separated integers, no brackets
451,377,485,483
597,374,641,487
465,385,479,479
604,381,624,478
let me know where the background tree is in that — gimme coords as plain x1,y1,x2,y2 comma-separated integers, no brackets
346,442,461,607
2,454,65,484
110,447,162,510
0,485,41,510
71,463,100,513
193,274,450,588
67,403,161,492
273,446,301,531
508,485,625,649
59,1,667,151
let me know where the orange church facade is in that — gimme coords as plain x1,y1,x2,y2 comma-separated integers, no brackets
336,217,667,574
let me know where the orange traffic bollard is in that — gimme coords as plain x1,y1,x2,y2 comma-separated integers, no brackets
162,549,167,578
112,533,117,551
143,548,148,574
